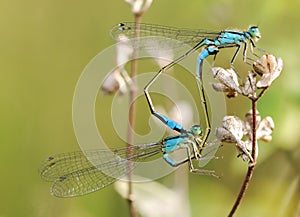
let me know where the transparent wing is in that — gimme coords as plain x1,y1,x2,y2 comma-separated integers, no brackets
110,22,220,46
198,140,221,167
39,143,162,197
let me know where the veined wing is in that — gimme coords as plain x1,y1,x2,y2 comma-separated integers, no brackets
110,22,221,46
198,140,221,167
39,143,162,197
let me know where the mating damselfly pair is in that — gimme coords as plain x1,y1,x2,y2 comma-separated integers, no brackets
40,22,264,197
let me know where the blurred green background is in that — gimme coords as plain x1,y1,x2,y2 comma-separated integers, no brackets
1,0,300,216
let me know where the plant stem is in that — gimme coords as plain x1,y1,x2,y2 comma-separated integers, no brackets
228,165,255,217
228,98,258,217
127,14,141,217
251,98,258,164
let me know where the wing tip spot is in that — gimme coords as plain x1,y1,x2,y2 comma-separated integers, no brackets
118,23,131,31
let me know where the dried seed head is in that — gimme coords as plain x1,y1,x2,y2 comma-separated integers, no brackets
215,116,254,162
211,83,238,98
211,67,242,97
216,127,237,143
215,116,244,143
256,116,275,142
101,34,134,95
125,0,153,15
253,54,276,75
101,68,128,95
253,54,283,88
222,116,244,141
216,109,274,162
244,110,274,143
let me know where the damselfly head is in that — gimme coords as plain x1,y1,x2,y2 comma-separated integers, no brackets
248,26,261,41
190,125,202,136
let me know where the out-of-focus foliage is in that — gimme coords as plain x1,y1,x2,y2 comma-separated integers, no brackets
1,0,299,216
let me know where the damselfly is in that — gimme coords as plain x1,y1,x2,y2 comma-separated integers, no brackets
111,22,262,80
40,124,219,198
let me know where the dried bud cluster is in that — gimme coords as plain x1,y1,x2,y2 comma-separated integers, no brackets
211,54,283,98
216,112,275,162
253,54,283,88
125,0,153,15
101,35,133,95
213,54,281,162
211,67,241,98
